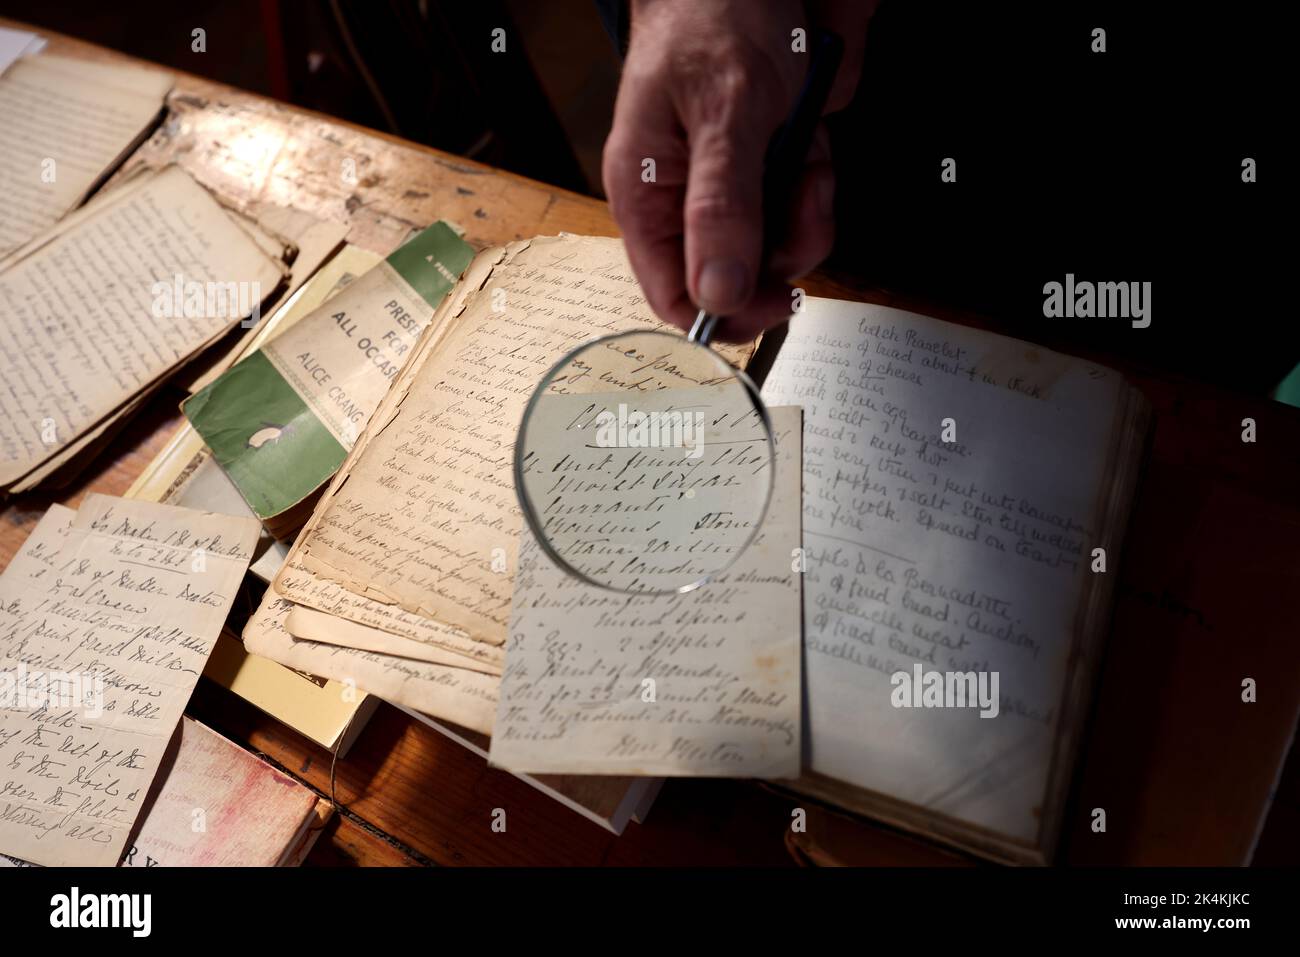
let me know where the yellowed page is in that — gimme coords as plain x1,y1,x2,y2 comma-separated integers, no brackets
0,165,283,487
0,495,259,866
285,604,501,675
490,405,804,778
0,54,171,255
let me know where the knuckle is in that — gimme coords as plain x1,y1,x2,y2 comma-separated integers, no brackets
684,187,750,230
670,40,766,122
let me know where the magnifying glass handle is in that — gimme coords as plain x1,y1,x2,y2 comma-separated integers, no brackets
689,28,845,348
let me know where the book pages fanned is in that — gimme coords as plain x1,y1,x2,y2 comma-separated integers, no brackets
0,495,259,866
0,165,284,490
242,587,500,735
489,404,805,778
0,53,172,256
256,236,755,733
284,604,501,674
761,298,1125,852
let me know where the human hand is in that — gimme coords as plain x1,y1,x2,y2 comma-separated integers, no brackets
603,0,871,341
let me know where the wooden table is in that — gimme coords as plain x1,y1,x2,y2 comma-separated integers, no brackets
2,19,1296,867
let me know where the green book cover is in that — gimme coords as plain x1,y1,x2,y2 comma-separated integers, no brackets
184,221,473,522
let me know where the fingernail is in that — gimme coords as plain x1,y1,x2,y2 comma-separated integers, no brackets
697,259,748,311
818,174,835,219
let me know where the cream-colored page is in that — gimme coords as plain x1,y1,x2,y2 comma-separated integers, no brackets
0,495,259,866
762,298,1121,842
282,236,752,646
284,604,501,675
0,54,171,255
0,162,154,273
242,587,499,735
0,166,283,486
490,405,803,778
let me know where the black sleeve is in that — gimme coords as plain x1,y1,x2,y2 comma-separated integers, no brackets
592,0,629,59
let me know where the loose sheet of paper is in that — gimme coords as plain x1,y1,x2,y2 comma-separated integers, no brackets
0,54,170,255
516,382,774,591
762,298,1121,841
284,604,500,674
0,495,258,866
490,405,803,777
0,166,283,487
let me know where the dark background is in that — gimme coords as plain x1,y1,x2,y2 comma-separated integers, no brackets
3,0,1291,394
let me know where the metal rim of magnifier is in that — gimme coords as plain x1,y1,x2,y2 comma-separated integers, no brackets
513,327,776,597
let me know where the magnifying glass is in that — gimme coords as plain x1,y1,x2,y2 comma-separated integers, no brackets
514,30,844,594
514,314,773,594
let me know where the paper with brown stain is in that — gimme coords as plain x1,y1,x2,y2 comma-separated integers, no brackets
284,603,501,675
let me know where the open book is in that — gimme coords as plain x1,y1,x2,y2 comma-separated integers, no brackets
762,300,1149,864
239,234,1147,863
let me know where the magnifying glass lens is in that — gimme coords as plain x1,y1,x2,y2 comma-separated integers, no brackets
516,330,775,594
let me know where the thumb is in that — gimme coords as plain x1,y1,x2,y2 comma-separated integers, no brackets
683,119,766,316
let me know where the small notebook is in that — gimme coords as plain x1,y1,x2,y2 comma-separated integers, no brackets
4,717,330,867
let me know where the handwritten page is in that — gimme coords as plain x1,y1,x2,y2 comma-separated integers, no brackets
0,165,284,488
0,495,259,866
278,556,504,671
515,381,774,591
280,236,754,648
0,54,171,255
762,298,1122,841
4,716,325,867
284,603,501,674
490,405,803,777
